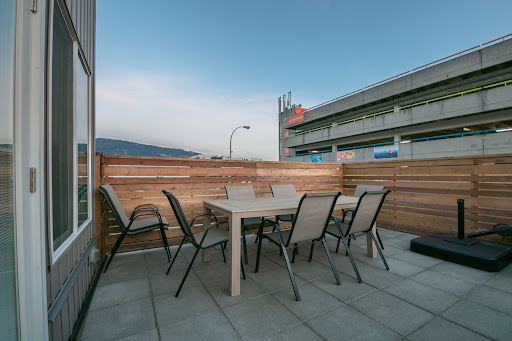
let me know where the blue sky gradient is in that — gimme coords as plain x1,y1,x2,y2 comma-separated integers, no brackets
96,0,512,160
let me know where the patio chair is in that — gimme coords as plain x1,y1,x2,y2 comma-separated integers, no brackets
269,184,297,223
162,190,246,298
99,184,171,273
332,184,386,253
324,190,391,283
255,192,342,301
225,186,271,265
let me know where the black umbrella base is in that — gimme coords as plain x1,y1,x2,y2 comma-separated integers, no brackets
410,233,512,272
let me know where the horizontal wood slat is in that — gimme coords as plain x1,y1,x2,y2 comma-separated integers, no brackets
98,155,343,255
97,153,512,257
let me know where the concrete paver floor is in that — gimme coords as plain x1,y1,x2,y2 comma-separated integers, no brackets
80,229,512,341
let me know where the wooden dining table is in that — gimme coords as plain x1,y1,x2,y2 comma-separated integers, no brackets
201,195,377,296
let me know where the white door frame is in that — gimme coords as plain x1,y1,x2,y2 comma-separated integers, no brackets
14,0,50,340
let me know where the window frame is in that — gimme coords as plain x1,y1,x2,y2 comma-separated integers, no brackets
47,0,93,265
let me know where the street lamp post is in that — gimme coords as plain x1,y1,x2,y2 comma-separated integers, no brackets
229,125,250,160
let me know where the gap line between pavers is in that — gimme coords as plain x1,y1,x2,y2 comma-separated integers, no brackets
144,250,163,341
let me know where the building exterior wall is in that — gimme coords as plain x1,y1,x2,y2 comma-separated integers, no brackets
44,1,97,340
280,39,512,162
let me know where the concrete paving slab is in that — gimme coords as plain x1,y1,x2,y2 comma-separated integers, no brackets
384,279,460,314
408,317,490,341
431,262,494,284
114,328,159,341
341,262,403,289
247,268,306,294
153,285,218,328
483,274,512,294
283,253,334,281
89,277,150,311
223,295,301,341
81,297,155,341
369,257,426,277
349,291,434,336
442,300,512,341
385,238,413,250
391,250,444,268
307,305,402,341
410,270,478,296
272,282,344,321
313,251,363,273
144,249,189,275
466,285,512,316
149,269,202,296
311,272,376,303
159,309,240,341
262,323,323,341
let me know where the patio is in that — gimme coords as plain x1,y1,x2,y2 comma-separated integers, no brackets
80,229,512,341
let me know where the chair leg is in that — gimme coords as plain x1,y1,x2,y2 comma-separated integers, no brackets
159,226,172,262
166,237,186,275
376,229,385,250
308,243,315,262
370,231,389,270
221,244,227,263
242,230,249,265
341,235,362,283
175,246,201,298
322,238,341,285
345,237,352,256
291,243,298,263
281,242,300,301
255,225,264,273
335,238,341,253
103,231,127,273
241,257,246,280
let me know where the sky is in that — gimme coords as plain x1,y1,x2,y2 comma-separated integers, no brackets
96,0,512,161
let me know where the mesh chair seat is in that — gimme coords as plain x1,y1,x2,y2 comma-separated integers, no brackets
243,217,264,228
277,214,293,222
194,228,229,248
127,216,169,234
262,230,291,245
326,221,349,237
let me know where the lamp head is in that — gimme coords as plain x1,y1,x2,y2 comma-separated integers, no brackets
243,126,250,129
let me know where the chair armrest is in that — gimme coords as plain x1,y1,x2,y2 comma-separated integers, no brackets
197,221,229,245
190,213,218,226
341,209,354,223
129,204,159,221
330,216,345,237
127,208,165,230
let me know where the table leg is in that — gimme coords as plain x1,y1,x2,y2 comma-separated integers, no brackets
366,222,377,258
229,212,241,296
202,206,211,262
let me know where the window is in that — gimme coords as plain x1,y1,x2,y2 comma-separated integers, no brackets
49,1,92,260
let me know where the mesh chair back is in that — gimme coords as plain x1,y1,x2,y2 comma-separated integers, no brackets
162,190,195,242
353,185,384,197
287,192,341,245
270,184,297,197
100,184,129,230
347,190,390,235
225,186,256,200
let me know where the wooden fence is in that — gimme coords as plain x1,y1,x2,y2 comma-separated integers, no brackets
343,154,512,241
96,154,512,257
96,155,343,255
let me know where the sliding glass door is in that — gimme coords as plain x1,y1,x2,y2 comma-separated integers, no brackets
0,0,19,339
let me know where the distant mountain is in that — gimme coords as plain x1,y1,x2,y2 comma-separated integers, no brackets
96,138,199,158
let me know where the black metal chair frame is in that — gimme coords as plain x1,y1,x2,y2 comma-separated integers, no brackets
99,185,171,273
162,190,245,298
326,190,391,283
255,192,342,301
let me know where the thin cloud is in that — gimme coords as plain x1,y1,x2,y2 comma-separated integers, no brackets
96,71,279,160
